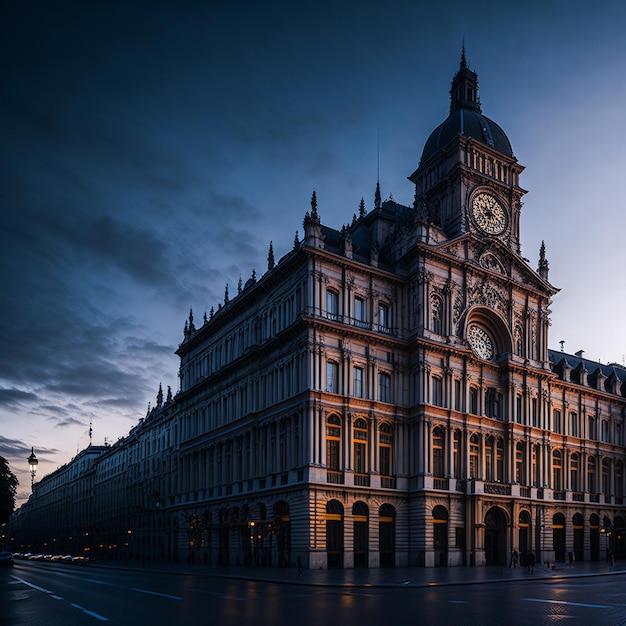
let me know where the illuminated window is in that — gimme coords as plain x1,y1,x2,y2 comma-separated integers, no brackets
379,423,394,476
602,459,610,495
587,456,596,493
469,434,480,479
433,427,445,478
553,450,563,491
515,442,525,484
570,453,580,491
453,430,462,479
326,415,341,471
353,418,368,474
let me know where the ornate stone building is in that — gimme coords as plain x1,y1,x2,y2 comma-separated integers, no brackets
10,53,626,569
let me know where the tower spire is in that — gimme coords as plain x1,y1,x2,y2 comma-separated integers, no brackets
538,240,550,280
450,43,481,114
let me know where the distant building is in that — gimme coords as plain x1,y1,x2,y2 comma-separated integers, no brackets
9,53,626,569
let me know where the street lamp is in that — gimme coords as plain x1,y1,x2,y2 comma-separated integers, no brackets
27,447,38,491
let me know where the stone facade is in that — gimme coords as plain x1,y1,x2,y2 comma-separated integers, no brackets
9,55,626,570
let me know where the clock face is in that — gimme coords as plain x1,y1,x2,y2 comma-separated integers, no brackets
472,192,507,235
468,324,495,360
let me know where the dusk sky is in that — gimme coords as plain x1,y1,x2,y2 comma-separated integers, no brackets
3,1,626,504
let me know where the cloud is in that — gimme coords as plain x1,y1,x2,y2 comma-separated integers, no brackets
0,388,39,408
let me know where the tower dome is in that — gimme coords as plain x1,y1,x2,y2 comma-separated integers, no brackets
420,49,513,164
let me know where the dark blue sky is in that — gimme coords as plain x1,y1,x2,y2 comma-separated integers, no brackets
2,0,626,501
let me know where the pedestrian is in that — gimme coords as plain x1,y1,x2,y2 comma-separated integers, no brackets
527,551,535,574
509,549,518,568
568,551,574,567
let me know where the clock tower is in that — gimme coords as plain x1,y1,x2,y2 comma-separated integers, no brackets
409,48,525,255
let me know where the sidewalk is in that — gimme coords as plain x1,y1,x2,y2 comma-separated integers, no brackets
89,558,626,588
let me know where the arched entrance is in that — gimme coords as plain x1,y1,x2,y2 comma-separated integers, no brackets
553,513,566,562
433,505,448,567
326,500,344,569
484,507,507,566
518,510,531,564
573,513,584,562
379,504,395,567
353,502,369,568
611,516,626,562
273,501,291,568
590,514,600,561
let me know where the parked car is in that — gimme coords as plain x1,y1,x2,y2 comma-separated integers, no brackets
0,551,14,567
71,556,89,565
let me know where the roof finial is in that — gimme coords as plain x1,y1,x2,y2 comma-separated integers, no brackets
538,240,549,280
311,189,318,217
374,181,382,210
460,39,467,70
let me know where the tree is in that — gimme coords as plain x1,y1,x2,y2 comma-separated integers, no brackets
0,456,18,524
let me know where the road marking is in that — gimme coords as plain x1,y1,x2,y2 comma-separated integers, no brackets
523,598,608,609
10,576,52,594
71,603,109,621
86,578,113,585
12,575,107,620
448,600,469,604
131,587,183,601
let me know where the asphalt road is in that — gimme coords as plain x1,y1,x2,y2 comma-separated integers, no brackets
4,560,626,625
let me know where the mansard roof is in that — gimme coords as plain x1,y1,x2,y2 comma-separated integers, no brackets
549,349,626,396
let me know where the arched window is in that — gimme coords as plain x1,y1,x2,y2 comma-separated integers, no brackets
453,430,462,479
616,461,624,498
602,458,610,495
431,295,443,335
353,418,368,476
553,449,563,491
485,436,495,481
515,441,525,484
379,422,394,478
588,456,597,493
469,434,480,479
433,427,445,478
326,415,342,473
570,453,580,492
532,444,540,487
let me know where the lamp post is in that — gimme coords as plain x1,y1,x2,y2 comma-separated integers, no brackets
27,447,38,491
